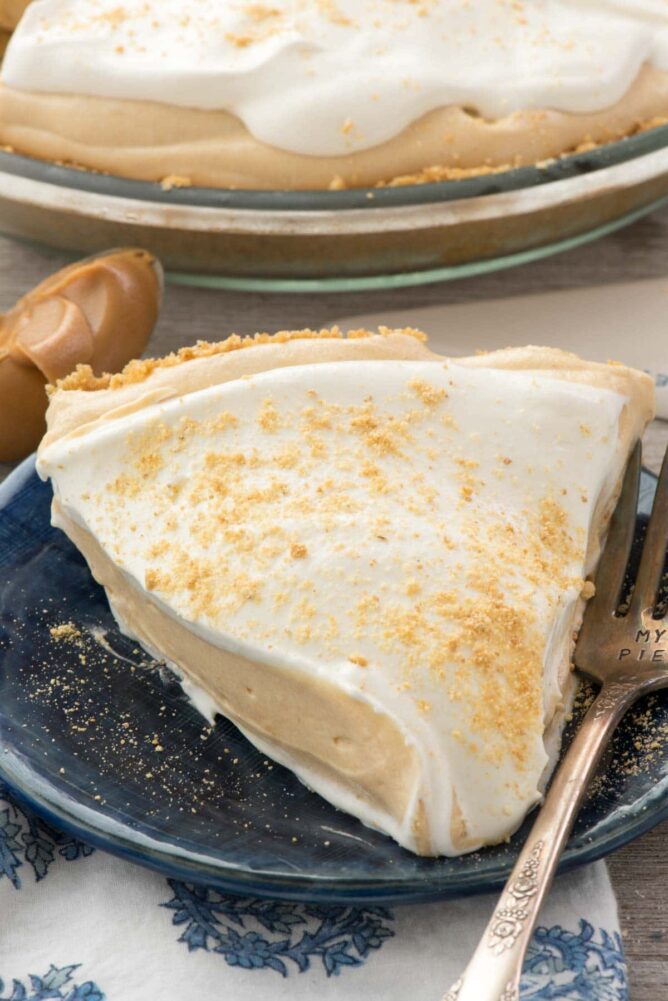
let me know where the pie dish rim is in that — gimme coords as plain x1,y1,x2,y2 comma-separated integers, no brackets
1,121,667,212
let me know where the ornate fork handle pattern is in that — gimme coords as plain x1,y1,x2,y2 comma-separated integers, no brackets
443,442,668,1001
442,680,638,1001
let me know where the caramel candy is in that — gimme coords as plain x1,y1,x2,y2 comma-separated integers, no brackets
0,248,163,461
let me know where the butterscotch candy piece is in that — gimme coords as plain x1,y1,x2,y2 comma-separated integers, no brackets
0,248,163,461
0,1,29,32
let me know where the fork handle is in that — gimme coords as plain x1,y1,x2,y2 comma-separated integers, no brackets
443,679,638,1001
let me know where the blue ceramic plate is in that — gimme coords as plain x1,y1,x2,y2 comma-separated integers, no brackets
0,459,666,904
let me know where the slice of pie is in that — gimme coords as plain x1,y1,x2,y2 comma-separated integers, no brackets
1,1,667,189
36,328,654,855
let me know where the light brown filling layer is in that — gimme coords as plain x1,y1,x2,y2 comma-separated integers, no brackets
58,504,435,854
1,63,667,189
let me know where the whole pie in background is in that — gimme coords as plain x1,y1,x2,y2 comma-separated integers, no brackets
0,0,667,189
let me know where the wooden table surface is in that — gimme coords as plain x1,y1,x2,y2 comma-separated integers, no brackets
0,212,666,997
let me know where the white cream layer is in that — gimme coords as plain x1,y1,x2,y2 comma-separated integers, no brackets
3,0,668,156
37,360,627,854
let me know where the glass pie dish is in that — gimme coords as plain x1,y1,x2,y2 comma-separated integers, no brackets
1,125,668,291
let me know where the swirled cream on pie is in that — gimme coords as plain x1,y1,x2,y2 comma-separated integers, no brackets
1,1,667,188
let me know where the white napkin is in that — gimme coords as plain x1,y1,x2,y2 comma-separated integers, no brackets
0,781,627,1001
336,277,668,420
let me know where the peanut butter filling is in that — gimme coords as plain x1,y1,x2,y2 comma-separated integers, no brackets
58,503,434,854
0,64,666,189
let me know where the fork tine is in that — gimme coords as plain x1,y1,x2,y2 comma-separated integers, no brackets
579,441,641,636
629,444,668,618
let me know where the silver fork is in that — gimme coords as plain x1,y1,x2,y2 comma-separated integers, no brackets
443,442,668,1001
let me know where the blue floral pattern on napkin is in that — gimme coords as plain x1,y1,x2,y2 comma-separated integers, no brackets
0,782,628,998
0,965,104,1001
0,780,94,888
522,922,626,1000
159,878,627,996
162,879,394,976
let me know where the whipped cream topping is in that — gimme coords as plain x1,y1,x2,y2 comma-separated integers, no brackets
38,359,627,854
3,1,668,156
